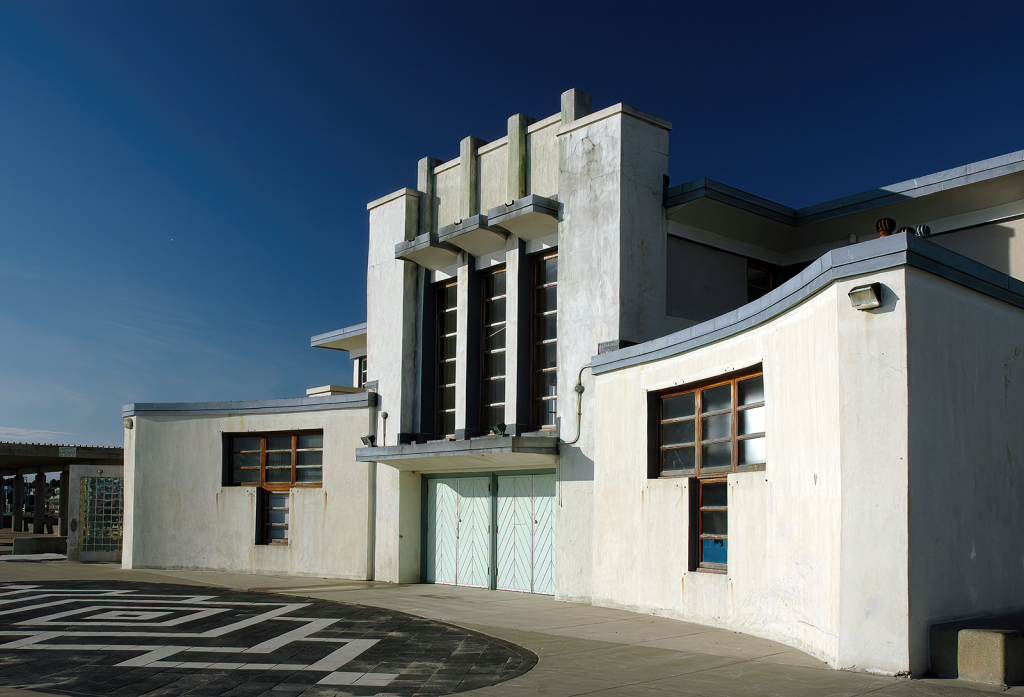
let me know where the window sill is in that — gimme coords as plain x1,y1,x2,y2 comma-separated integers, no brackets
688,567,727,576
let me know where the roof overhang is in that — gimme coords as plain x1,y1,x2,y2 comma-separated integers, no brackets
666,149,1024,264
438,215,509,257
486,195,559,242
356,435,558,472
395,232,460,270
0,442,123,476
311,322,367,354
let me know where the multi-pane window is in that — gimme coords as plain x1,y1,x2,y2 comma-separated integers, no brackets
658,371,765,476
437,281,458,438
80,477,124,553
533,252,558,428
481,267,506,432
258,490,289,544
228,431,324,487
356,356,367,388
696,479,727,571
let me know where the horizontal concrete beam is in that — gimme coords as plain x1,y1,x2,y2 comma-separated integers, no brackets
123,392,377,417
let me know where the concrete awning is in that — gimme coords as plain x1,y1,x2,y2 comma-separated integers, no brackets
438,215,509,257
0,442,123,477
487,196,559,241
311,322,367,354
356,435,558,472
395,232,460,270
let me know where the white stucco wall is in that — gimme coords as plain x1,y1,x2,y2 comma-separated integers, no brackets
904,266,1024,675
587,268,912,674
123,408,374,579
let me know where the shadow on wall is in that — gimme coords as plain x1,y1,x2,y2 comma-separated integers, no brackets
558,445,594,482
932,223,1016,278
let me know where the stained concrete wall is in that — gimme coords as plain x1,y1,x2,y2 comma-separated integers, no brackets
905,266,1024,675
589,267,912,674
122,408,373,578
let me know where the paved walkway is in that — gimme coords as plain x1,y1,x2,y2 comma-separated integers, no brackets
0,561,1019,697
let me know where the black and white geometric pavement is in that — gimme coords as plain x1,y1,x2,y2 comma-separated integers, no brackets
0,582,537,696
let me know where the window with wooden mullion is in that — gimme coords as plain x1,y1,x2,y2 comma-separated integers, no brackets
659,371,765,476
481,267,506,433
697,478,728,571
436,281,458,438
532,252,557,428
229,431,323,487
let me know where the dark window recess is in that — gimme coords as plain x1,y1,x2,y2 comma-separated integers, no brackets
356,356,368,388
437,281,458,438
257,488,289,544
481,267,506,433
696,479,727,571
227,431,323,488
656,369,765,477
747,260,804,302
533,252,558,428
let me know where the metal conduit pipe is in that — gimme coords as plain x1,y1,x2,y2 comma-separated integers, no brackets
563,364,593,446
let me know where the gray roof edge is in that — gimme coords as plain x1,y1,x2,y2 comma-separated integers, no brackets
123,392,377,417
310,322,368,347
593,233,1024,375
666,147,1024,225
665,178,797,222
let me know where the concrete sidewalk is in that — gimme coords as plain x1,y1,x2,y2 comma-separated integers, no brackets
0,561,1018,697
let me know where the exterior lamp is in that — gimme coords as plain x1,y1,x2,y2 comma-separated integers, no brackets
848,283,882,311
360,434,376,447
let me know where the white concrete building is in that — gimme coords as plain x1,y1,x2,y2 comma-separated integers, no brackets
123,89,1024,677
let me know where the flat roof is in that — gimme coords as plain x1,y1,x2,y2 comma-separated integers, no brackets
0,442,123,476
124,392,377,417
310,322,367,353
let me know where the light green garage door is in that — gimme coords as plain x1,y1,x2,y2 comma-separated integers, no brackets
425,477,491,588
497,474,555,595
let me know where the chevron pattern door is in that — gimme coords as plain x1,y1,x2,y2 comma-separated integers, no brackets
426,478,458,585
496,474,556,595
532,474,556,595
456,477,491,588
497,476,533,592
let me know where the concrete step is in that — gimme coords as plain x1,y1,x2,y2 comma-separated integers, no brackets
931,613,1024,686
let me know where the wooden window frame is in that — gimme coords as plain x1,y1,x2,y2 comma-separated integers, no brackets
481,266,507,433
356,356,368,388
436,280,458,438
694,478,727,572
256,489,290,545
531,251,558,429
653,367,765,479
226,430,324,489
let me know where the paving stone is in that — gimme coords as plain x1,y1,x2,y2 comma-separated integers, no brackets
0,581,537,696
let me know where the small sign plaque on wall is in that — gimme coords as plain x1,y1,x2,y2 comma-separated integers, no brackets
58,446,76,458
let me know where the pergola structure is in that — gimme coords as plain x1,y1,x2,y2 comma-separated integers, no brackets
0,442,124,536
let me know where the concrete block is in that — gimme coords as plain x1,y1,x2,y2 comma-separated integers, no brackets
12,537,66,555
958,630,1024,686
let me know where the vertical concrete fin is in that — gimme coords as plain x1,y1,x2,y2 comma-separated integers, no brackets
561,89,593,125
460,136,486,219
417,157,442,236
506,114,534,203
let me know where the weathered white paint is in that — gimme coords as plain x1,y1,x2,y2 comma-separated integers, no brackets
904,266,1024,675
122,408,372,579
589,268,910,674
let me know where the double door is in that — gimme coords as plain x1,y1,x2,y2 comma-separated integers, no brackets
424,473,555,594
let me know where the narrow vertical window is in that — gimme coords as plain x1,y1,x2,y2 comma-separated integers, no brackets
481,267,506,433
533,252,557,428
437,281,458,438
356,356,368,388
697,479,727,571
259,490,289,544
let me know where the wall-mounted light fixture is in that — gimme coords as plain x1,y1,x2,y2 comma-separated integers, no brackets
848,282,882,310
360,434,376,447
123,417,133,430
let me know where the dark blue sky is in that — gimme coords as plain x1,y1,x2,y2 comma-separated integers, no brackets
2,1,1022,446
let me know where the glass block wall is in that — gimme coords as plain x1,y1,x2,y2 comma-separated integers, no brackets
80,476,124,553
